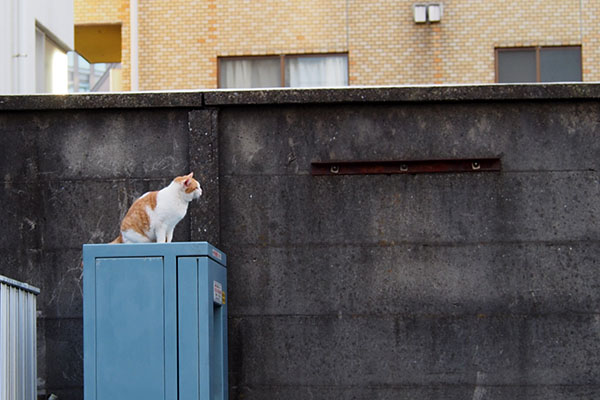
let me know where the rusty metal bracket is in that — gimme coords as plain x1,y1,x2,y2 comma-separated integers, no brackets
311,158,501,176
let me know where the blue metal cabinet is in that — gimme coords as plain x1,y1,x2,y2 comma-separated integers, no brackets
83,242,227,400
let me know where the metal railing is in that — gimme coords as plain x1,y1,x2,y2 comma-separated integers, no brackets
0,275,40,400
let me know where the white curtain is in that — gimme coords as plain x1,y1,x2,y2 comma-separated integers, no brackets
219,54,349,88
219,58,280,88
286,55,348,87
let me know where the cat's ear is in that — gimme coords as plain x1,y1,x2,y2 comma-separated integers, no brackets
183,172,194,187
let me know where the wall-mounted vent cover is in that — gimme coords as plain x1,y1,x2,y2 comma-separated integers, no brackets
413,3,443,23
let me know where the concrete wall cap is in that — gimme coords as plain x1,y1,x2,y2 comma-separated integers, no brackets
1,83,600,110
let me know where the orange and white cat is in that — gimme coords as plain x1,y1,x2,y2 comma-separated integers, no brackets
111,172,202,244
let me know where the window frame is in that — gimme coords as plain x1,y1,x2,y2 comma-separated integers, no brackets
217,52,349,88
495,45,582,83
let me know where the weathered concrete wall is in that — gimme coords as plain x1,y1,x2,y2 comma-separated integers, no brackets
0,99,203,399
0,85,599,399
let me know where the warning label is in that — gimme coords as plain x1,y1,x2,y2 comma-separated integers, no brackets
212,249,222,260
213,281,223,305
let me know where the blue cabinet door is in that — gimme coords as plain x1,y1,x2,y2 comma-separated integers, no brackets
85,256,178,400
178,257,228,400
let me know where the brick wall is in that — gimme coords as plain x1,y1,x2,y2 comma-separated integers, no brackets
74,0,600,90
74,0,122,22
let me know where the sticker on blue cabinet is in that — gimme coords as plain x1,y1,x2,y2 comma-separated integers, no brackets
212,249,223,261
213,281,224,305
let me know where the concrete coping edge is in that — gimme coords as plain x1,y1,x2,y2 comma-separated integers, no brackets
1,83,599,110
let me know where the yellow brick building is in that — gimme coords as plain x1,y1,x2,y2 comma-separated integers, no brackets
74,0,600,91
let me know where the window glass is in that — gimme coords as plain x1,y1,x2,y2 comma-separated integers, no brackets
219,57,281,88
79,56,91,73
68,51,115,92
79,73,90,92
68,71,74,92
540,47,582,82
497,49,536,83
285,54,348,87
218,54,350,88
95,63,107,75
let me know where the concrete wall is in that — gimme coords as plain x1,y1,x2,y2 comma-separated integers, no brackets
0,84,599,399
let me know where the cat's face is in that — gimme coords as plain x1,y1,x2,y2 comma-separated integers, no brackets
175,172,202,200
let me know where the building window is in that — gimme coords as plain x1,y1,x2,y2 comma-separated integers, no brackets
68,52,122,92
218,53,348,88
496,46,582,83
68,52,113,92
219,56,281,88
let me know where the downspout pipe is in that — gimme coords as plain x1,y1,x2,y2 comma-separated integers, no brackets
13,0,27,93
130,0,139,91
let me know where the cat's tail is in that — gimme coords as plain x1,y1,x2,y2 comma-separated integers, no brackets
110,234,124,244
